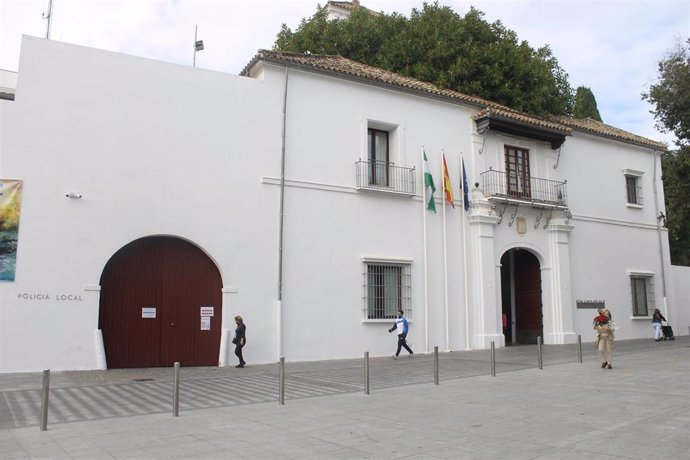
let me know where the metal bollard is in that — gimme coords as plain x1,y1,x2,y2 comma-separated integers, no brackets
173,362,180,417
577,334,583,364
40,369,50,431
537,336,543,370
490,341,496,376
434,346,439,385
364,352,370,395
279,356,285,405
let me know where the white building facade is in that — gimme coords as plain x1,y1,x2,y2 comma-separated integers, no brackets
0,37,684,373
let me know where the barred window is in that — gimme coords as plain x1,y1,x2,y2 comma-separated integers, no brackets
363,262,411,320
630,274,654,316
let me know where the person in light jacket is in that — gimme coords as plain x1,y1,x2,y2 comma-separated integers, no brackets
593,308,614,369
388,310,414,359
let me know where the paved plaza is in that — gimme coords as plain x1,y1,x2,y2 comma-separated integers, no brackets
1,337,688,459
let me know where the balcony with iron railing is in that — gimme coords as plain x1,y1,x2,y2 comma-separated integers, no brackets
481,168,568,208
355,160,416,195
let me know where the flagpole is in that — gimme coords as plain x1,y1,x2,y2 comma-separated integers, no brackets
461,153,470,350
421,146,429,353
193,25,198,68
441,151,449,352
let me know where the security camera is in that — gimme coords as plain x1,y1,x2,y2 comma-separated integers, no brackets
66,192,82,199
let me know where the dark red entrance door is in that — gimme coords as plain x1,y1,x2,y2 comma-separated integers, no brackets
99,236,222,368
501,248,543,344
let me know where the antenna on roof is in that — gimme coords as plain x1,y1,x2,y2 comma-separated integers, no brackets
42,0,54,39
193,24,204,68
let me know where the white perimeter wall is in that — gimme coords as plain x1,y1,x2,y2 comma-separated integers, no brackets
0,37,285,372
670,265,690,335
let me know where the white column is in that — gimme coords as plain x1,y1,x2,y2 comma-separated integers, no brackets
83,284,107,370
467,188,503,349
219,287,239,366
545,217,577,344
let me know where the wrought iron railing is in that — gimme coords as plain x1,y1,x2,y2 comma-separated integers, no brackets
480,169,568,207
355,160,416,195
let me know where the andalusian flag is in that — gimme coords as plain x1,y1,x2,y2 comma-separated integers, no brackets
423,151,436,213
442,153,454,208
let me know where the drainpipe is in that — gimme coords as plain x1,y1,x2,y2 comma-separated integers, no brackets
277,67,289,360
652,149,668,318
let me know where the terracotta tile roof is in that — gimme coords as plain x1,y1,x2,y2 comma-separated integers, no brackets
242,50,499,107
242,50,665,150
326,1,379,15
327,1,359,11
474,107,571,134
551,116,666,150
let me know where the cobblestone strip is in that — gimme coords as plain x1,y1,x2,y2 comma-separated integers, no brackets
1,340,686,429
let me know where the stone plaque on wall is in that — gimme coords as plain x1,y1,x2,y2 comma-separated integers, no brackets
576,300,605,309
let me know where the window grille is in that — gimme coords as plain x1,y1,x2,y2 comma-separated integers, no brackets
355,160,416,195
480,169,567,206
363,262,411,320
630,275,654,316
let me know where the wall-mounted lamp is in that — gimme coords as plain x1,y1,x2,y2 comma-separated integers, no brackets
658,212,667,227
65,192,82,199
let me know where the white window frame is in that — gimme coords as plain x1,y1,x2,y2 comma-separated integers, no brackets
622,169,644,208
367,127,390,187
364,120,399,190
365,119,400,162
361,257,412,322
628,270,654,317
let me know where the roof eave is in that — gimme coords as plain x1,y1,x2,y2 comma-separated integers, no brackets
569,127,667,151
475,112,570,150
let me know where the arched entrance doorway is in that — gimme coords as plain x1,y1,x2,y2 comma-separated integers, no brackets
500,248,543,345
99,236,222,368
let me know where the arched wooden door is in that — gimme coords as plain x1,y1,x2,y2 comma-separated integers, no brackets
99,236,222,368
500,248,543,345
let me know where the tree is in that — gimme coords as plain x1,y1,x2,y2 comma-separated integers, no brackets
573,86,602,121
661,148,690,266
643,39,690,147
274,2,574,116
643,38,690,265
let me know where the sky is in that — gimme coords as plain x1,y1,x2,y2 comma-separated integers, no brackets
1,0,688,146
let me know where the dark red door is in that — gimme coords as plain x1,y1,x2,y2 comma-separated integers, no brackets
99,236,222,368
513,249,542,344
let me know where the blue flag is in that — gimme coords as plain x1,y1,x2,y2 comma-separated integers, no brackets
462,158,470,212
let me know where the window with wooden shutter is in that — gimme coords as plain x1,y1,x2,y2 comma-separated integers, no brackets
505,146,531,199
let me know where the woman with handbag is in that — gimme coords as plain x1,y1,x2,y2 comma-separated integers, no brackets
594,308,614,369
233,315,247,368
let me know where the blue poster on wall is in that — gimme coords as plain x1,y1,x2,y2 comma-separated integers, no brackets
0,179,22,281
